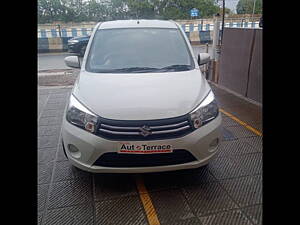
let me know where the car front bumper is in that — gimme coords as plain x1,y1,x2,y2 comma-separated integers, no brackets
62,113,222,173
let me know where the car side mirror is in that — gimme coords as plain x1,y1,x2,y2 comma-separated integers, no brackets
197,53,210,66
64,56,81,68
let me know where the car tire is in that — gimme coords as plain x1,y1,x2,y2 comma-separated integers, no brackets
79,45,87,57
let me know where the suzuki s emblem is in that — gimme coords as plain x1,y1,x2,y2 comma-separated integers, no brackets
139,125,152,137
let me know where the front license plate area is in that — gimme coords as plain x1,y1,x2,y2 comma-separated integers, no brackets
117,142,173,154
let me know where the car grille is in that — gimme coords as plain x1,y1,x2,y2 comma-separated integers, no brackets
95,114,194,141
92,149,197,167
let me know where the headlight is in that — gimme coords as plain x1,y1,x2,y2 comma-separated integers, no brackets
189,91,219,129
66,95,98,133
68,39,79,44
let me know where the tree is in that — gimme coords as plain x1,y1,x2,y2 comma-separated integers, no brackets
236,0,262,14
38,0,64,23
85,0,109,21
38,0,223,24
159,0,219,20
127,0,155,19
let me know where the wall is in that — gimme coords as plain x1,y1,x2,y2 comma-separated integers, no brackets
38,21,260,38
37,16,261,29
218,28,262,103
38,37,72,53
38,21,260,52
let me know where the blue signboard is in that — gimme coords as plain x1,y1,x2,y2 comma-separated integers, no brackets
190,8,199,17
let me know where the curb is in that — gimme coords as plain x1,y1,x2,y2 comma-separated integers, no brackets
38,85,73,89
38,69,74,76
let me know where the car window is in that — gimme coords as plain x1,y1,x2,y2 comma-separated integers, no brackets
86,28,194,73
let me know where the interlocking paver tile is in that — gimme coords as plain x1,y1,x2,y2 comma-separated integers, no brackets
38,89,51,95
198,209,253,225
225,126,257,139
40,109,64,118
38,184,49,212
240,136,262,151
232,153,262,176
242,205,262,225
175,166,217,187
49,93,70,99
149,189,197,224
38,95,49,115
220,114,229,119
221,116,241,127
38,161,54,185
207,156,247,180
93,174,138,201
47,177,92,209
95,196,147,225
223,109,261,127
222,127,237,141
37,84,263,225
217,140,259,157
38,125,61,137
182,182,238,217
47,98,68,104
49,88,72,94
43,103,67,110
38,136,60,149
39,116,63,126
38,149,56,164
219,175,262,207
38,211,43,225
53,160,91,182
44,204,94,225
160,217,203,225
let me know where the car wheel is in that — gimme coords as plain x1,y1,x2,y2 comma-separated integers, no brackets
79,45,86,57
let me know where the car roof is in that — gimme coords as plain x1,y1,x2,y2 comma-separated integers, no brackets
98,20,178,30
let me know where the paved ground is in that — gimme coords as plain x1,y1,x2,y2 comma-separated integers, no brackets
38,83,262,225
38,53,73,71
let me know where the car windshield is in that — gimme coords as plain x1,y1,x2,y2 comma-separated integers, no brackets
86,28,194,73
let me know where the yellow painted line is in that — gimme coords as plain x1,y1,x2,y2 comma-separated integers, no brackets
219,108,262,136
135,175,160,225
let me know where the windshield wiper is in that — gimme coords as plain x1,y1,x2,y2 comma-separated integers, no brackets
92,65,192,73
159,64,192,71
111,67,160,73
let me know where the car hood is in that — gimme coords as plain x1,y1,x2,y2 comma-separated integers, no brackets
73,69,211,120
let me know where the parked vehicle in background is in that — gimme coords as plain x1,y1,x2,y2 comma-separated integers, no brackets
63,20,222,173
68,35,90,56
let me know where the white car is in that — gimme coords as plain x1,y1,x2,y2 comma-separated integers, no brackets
62,20,222,173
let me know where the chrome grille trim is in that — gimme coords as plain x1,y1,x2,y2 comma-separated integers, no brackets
150,121,189,129
99,129,140,135
151,125,190,134
95,114,194,140
100,120,189,131
99,125,190,135
100,124,140,130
